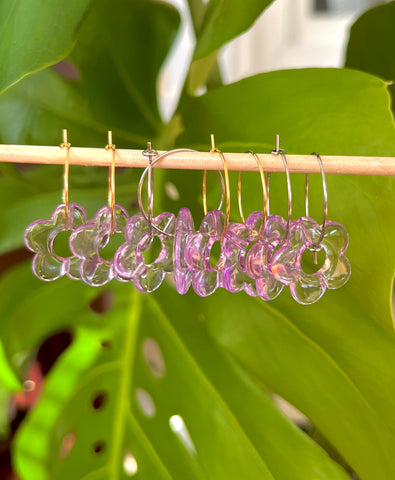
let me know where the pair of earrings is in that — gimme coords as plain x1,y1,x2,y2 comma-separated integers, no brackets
24,131,128,287
25,133,351,304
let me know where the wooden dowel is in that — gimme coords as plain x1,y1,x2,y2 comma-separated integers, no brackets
0,144,394,176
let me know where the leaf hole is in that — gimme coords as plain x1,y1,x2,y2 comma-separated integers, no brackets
53,59,81,81
91,391,108,410
89,290,114,314
92,440,106,454
23,380,36,392
123,451,138,476
59,431,76,459
272,394,311,431
169,415,196,454
100,339,112,349
142,338,166,378
135,388,156,418
165,181,180,201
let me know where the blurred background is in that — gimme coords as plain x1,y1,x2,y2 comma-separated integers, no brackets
160,0,389,119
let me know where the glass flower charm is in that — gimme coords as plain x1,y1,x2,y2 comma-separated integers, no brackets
114,211,175,293
184,210,227,297
69,205,129,286
245,214,287,300
24,203,87,281
270,217,351,304
173,208,195,294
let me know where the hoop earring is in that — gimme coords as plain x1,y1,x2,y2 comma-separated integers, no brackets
271,152,351,304
114,145,196,293
220,152,267,295
243,146,291,300
69,131,129,286
24,130,88,281
184,135,230,297
172,148,226,295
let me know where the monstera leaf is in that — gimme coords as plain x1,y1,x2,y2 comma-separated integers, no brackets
176,68,395,479
0,0,394,479
0,263,346,480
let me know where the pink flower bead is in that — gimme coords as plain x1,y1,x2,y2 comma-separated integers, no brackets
114,211,175,293
69,205,129,286
245,215,287,300
173,208,195,294
270,217,351,305
184,210,227,297
24,203,87,281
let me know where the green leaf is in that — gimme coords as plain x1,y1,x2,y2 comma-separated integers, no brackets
345,1,395,118
0,0,180,147
193,0,275,61
177,67,395,478
0,0,91,95
1,264,347,479
345,1,395,82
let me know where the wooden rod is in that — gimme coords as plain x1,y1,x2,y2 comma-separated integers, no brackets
0,144,394,176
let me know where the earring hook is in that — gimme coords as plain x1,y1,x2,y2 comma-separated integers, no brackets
271,135,292,241
209,134,230,240
246,151,268,240
138,147,197,237
60,129,71,230
105,131,116,234
306,152,328,263
142,142,158,236
202,136,225,216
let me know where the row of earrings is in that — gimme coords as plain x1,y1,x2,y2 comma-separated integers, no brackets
24,132,351,305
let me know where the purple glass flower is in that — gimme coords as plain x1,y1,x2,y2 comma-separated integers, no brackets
270,216,351,304
221,212,263,295
173,208,195,294
69,205,129,286
24,203,87,281
184,210,227,297
244,214,287,300
114,211,175,293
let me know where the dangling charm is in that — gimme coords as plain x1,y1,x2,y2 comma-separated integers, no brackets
69,131,129,286
173,207,195,294
185,209,227,296
114,144,196,293
24,130,88,281
114,211,175,293
25,203,87,281
245,214,287,299
270,152,351,304
184,137,231,297
70,205,129,286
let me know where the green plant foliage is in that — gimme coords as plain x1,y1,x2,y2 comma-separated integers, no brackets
345,1,395,82
0,0,91,95
193,0,275,60
0,0,394,479
177,68,395,478
0,0,180,147
0,264,347,480
345,0,395,119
